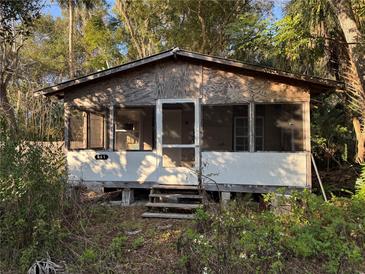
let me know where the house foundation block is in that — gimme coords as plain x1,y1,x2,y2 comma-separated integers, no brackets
122,189,134,206
220,191,231,207
270,193,292,215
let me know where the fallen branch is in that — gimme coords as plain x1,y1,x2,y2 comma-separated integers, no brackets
28,254,65,274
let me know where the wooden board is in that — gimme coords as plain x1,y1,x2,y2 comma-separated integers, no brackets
149,193,203,199
201,66,310,104
64,59,310,110
152,184,199,190
145,202,202,209
141,212,195,219
65,60,201,108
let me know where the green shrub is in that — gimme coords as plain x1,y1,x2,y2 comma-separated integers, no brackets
80,248,97,265
0,131,66,272
108,234,127,259
179,191,365,273
132,236,145,250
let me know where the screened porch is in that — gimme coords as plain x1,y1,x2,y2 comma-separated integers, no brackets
66,101,310,189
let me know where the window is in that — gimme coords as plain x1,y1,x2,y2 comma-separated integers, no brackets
69,109,106,150
163,103,194,145
88,113,105,149
69,109,86,149
160,103,196,168
202,105,249,151
234,116,249,151
255,104,304,152
114,107,154,151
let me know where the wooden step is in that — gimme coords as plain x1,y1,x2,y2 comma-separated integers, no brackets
152,184,199,190
142,212,195,219
149,193,203,199
145,202,202,210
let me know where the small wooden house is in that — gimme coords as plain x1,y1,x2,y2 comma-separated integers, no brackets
39,48,341,215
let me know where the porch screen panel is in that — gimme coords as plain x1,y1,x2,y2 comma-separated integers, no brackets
255,104,304,152
89,113,105,149
162,103,194,145
234,117,249,151
202,105,248,151
115,107,154,151
202,106,232,151
69,109,86,149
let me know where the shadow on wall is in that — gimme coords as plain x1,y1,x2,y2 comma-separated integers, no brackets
201,151,308,187
67,150,197,185
64,58,309,186
67,150,308,188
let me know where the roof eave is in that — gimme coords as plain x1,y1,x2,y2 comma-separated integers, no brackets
176,50,344,90
37,49,176,97
36,48,344,98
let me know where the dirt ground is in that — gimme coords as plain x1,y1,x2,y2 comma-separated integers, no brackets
64,204,192,274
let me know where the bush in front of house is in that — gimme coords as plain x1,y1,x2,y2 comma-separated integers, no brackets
0,129,66,272
178,190,365,273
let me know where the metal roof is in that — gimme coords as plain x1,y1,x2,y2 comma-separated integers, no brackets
36,47,344,97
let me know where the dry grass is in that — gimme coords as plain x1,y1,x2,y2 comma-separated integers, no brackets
62,204,192,274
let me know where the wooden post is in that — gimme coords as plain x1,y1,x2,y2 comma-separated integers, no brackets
156,100,163,167
83,111,88,149
64,102,70,153
194,98,201,173
303,101,311,152
249,102,255,152
109,104,114,151
122,189,134,206
311,154,328,201
303,101,311,188
221,192,231,208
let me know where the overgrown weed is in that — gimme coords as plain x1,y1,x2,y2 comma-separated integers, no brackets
179,190,365,273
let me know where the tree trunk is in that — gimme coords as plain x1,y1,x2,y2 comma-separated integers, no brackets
0,83,18,135
353,117,365,163
330,0,365,163
197,0,207,53
68,0,75,78
330,0,365,88
116,0,145,59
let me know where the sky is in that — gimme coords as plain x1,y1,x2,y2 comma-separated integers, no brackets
42,0,287,20
42,0,114,17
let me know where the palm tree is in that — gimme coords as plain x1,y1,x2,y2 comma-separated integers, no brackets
328,0,365,162
56,0,97,78
283,0,365,162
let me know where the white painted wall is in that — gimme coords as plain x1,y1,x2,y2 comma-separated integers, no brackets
67,151,308,188
201,152,309,187
67,150,197,185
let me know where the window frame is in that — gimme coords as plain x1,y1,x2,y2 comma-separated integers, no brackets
68,108,107,151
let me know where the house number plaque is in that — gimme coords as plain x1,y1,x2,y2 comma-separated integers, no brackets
95,154,108,160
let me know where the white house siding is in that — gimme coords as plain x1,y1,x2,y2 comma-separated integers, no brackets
67,150,197,185
67,150,308,188
201,151,309,188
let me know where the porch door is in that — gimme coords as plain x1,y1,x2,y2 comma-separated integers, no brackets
156,99,200,185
